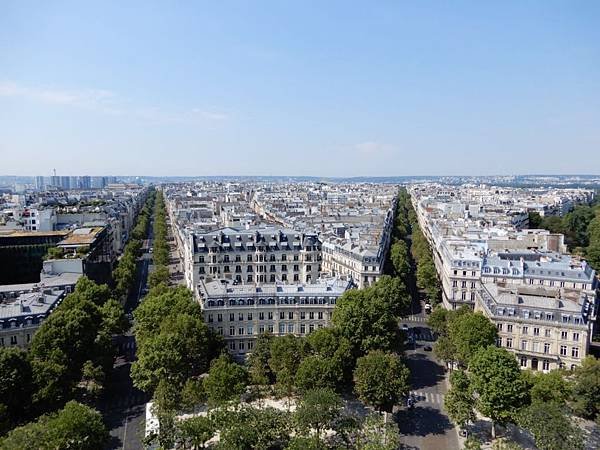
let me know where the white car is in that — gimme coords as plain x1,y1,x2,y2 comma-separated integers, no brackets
401,324,409,331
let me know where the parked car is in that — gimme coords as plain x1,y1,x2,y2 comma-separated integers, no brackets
424,303,432,314
401,324,409,332
423,345,432,352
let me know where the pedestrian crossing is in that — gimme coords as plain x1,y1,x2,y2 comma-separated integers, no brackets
408,391,445,406
405,315,428,323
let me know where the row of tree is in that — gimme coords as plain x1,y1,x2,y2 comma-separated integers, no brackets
429,307,599,449
528,200,600,269
0,277,128,439
389,188,441,303
113,188,156,300
148,190,171,288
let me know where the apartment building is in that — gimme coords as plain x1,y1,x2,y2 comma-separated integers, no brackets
411,183,598,370
199,277,350,355
187,226,321,296
476,282,596,371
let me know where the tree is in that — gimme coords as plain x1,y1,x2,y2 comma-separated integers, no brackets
448,312,498,366
203,355,248,406
148,264,170,288
215,406,291,449
247,333,275,385
353,413,401,450
295,355,343,393
570,356,600,421
286,436,328,449
332,288,402,356
268,335,308,398
294,388,342,442
0,348,32,433
528,212,543,228
353,350,410,413
390,240,411,279
527,369,571,405
427,306,448,336
100,298,129,335
518,402,583,450
306,327,354,386
132,313,216,394
176,415,215,449
469,346,527,438
0,401,108,450
444,370,475,430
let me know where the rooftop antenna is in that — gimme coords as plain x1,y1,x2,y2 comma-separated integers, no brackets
53,168,56,177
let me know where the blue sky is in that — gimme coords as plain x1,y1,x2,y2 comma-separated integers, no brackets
1,1,599,176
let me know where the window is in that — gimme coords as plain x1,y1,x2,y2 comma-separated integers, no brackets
544,343,550,354
259,325,265,333
217,327,223,335
230,313,235,322
533,327,540,336
542,360,550,371
208,314,213,323
560,345,567,356
507,324,513,333
452,280,458,287
522,326,528,335
288,312,294,319
287,323,294,333
239,342,245,351
238,327,244,335
238,313,244,321
545,329,551,337
229,327,235,336
309,312,314,320
259,312,264,320
300,312,306,320
229,341,236,351
572,347,579,358
520,357,527,367
10,336,17,345
248,313,253,321
279,323,285,334
506,338,512,348
309,324,314,333
268,325,274,333
561,331,568,340
532,342,539,353
318,311,323,320
217,314,223,322
268,312,273,320
521,340,527,351
497,323,503,331
247,255,253,262
300,324,306,334
247,326,253,335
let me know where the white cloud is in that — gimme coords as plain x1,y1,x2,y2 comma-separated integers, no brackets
0,80,228,123
354,141,395,155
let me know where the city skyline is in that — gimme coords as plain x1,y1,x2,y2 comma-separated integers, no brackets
2,1,600,176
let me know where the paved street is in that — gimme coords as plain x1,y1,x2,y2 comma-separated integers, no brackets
102,224,153,450
398,306,459,450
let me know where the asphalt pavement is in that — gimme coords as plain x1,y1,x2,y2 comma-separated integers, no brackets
102,227,153,450
398,306,460,450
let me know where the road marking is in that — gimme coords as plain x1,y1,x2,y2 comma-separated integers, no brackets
409,390,445,405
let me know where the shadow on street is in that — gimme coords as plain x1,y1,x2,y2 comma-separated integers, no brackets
397,406,454,437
